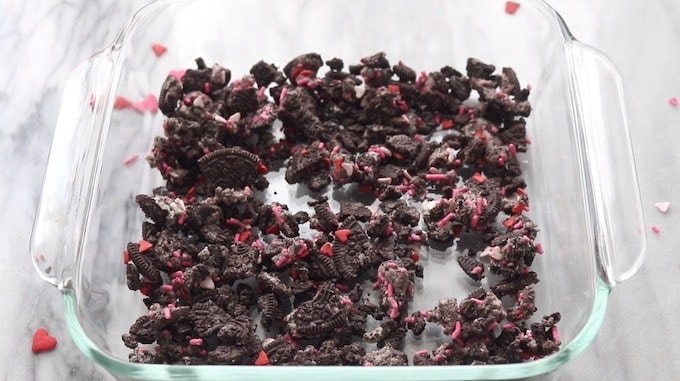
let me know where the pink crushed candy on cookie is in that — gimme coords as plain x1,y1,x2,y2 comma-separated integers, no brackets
131,94,159,113
124,154,139,166
669,97,678,107
505,1,520,14
32,327,58,354
651,225,661,234
151,43,168,57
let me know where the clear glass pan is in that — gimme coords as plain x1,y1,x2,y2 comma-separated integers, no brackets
31,0,646,379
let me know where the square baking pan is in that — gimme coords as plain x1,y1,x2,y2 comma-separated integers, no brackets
31,0,646,379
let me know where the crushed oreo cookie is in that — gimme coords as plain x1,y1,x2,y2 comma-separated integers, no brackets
123,53,560,366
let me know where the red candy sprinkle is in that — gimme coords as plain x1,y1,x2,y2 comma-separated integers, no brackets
320,242,334,256
335,229,351,243
138,239,153,252
472,172,487,183
254,350,269,365
123,250,130,264
512,202,528,215
257,162,269,174
502,216,516,228
139,283,154,296
239,230,252,242
32,327,58,354
151,43,168,57
265,224,280,235
114,96,132,109
410,251,420,262
505,1,520,14
441,119,454,129
669,97,678,107
387,84,401,93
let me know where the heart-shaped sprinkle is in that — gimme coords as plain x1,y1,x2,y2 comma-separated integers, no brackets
505,1,520,14
138,239,154,252
334,229,351,243
320,242,333,257
254,350,269,365
655,201,670,213
151,43,168,57
32,327,58,354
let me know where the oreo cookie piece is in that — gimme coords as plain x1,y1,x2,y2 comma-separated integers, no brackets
197,147,260,191
127,242,162,284
284,285,350,338
457,255,485,281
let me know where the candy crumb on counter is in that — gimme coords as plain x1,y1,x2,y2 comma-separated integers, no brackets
124,154,139,166
669,96,678,107
32,327,58,354
651,225,661,234
655,201,670,213
151,43,168,57
505,1,520,14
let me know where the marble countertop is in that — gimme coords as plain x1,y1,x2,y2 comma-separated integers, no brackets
2,0,678,379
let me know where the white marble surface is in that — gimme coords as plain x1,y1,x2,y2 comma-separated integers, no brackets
1,0,679,379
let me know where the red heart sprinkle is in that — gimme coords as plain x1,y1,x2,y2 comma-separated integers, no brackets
32,328,58,354
138,239,153,252
320,242,333,256
505,1,520,14
113,96,132,109
335,229,351,243
472,172,487,183
254,350,269,365
151,43,168,57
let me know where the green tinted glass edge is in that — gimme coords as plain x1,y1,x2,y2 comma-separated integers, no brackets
63,280,610,381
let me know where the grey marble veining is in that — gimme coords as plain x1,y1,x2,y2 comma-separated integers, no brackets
1,0,678,380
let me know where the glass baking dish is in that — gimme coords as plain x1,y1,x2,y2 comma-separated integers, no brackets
30,0,646,379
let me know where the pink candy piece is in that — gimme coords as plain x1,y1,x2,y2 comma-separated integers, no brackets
151,43,168,57
651,225,661,234
123,154,139,166
131,94,159,113
669,96,678,107
551,326,561,345
450,320,462,340
189,338,204,346
436,212,455,228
